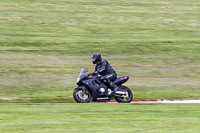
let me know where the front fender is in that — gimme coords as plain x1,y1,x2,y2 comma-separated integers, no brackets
75,86,88,94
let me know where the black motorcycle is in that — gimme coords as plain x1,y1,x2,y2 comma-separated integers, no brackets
73,68,133,103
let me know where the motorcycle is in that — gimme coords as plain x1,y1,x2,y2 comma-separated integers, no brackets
73,68,133,103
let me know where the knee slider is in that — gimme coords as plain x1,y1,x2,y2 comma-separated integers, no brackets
101,77,107,83
103,79,107,83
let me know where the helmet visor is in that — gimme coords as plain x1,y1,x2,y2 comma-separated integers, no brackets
92,57,96,62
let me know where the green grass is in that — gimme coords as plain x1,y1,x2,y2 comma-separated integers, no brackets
0,0,200,102
0,103,200,133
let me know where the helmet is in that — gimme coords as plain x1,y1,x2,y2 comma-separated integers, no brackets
91,53,102,64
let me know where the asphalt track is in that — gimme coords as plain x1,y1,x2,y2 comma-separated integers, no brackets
105,100,200,103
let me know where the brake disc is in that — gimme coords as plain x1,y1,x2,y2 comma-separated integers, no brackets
78,90,88,100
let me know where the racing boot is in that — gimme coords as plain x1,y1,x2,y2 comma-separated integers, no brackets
110,82,118,94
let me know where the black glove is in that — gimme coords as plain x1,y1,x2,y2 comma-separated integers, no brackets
88,71,98,76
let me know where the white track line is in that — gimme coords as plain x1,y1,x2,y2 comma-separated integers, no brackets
159,100,200,103
105,100,200,103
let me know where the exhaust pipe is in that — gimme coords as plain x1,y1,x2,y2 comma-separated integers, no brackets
115,91,126,95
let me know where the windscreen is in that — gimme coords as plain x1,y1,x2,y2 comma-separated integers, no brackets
78,68,88,79
80,68,88,74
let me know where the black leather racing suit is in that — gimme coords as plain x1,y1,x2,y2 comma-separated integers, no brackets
94,59,117,89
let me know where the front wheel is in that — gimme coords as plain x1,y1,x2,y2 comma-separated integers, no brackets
115,85,133,103
73,88,91,103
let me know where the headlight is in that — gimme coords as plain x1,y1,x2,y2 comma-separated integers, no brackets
76,77,80,83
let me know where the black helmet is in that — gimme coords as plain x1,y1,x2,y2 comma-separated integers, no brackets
91,53,102,64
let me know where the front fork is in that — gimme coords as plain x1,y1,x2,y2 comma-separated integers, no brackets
75,86,88,94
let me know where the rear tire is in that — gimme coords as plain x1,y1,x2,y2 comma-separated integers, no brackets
73,88,91,103
115,85,133,103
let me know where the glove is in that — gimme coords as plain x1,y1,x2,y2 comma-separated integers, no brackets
88,71,98,76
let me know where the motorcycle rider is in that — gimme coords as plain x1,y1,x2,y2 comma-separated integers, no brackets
89,53,118,94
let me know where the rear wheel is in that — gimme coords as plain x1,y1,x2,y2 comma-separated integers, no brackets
73,88,91,103
115,85,133,103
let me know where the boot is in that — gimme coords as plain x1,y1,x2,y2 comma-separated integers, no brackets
113,85,118,94
110,83,118,94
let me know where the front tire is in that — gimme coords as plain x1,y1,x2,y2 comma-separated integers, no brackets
115,85,133,103
73,88,91,103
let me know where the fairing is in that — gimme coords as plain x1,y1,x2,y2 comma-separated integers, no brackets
113,76,129,86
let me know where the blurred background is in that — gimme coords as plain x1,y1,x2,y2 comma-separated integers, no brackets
0,0,199,102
